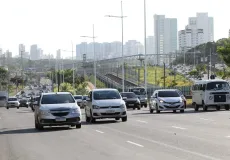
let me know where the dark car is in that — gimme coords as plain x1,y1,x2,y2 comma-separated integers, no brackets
19,98,29,108
121,92,141,110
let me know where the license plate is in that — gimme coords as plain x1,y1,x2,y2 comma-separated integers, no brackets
106,110,115,113
55,118,66,122
129,104,134,106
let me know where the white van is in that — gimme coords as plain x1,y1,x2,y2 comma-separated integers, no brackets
191,79,230,111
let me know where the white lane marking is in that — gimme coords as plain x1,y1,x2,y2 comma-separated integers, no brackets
136,120,148,124
127,141,144,148
101,126,221,160
95,130,104,134
225,136,230,138
200,118,214,121
172,126,187,130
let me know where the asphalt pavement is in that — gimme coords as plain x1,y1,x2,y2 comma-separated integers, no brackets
1,107,230,160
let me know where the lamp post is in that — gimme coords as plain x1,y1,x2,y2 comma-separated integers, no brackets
143,0,147,96
105,1,127,92
81,24,97,88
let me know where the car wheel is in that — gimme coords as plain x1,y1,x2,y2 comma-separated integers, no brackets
137,107,141,110
17,107,19,109
6,107,9,109
156,105,160,114
180,110,184,113
225,105,230,110
144,104,147,108
173,110,176,113
202,102,208,111
216,105,220,111
194,103,199,111
90,111,96,123
122,116,127,122
150,109,153,113
35,118,43,130
115,117,120,121
85,112,90,123
133,108,135,110
76,123,81,129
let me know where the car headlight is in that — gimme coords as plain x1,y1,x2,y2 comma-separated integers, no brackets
209,96,213,100
93,105,100,109
71,108,80,114
159,100,164,103
144,97,147,100
179,99,183,103
40,110,50,116
120,104,126,108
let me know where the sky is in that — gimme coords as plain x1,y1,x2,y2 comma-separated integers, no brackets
0,0,229,57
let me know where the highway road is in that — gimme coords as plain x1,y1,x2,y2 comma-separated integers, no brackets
1,107,230,160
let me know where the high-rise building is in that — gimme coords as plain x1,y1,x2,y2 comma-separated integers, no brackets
76,42,88,61
56,49,61,60
189,13,214,43
146,36,155,54
30,45,38,60
154,14,177,64
179,13,213,52
110,41,122,58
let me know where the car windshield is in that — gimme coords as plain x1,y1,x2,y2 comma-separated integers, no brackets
93,90,121,100
121,93,137,98
74,96,82,100
41,94,75,104
158,91,179,97
8,98,17,101
206,82,230,90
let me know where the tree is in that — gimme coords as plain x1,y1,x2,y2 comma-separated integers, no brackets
217,38,230,67
0,67,8,89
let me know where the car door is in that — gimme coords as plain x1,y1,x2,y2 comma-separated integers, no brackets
85,91,92,116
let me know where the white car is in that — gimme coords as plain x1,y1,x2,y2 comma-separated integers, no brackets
85,89,127,123
7,97,20,109
149,89,185,113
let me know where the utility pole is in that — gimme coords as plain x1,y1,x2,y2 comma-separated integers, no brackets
21,50,24,89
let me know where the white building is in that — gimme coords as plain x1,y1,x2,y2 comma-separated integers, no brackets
154,14,177,64
189,13,214,43
179,13,213,52
56,49,61,60
179,27,204,52
30,45,38,60
146,36,155,54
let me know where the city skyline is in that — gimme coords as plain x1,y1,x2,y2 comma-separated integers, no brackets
0,0,230,57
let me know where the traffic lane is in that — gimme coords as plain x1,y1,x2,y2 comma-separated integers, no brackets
87,113,230,159
0,108,179,160
128,108,230,145
128,108,230,137
85,120,224,160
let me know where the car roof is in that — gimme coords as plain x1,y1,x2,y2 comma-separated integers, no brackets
93,88,118,91
155,89,177,92
121,92,134,94
42,92,71,96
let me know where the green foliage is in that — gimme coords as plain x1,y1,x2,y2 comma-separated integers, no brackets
217,38,230,67
196,64,206,73
0,67,8,89
189,70,199,76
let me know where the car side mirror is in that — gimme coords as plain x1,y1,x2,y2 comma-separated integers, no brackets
122,97,127,101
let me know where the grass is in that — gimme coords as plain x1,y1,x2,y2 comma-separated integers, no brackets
130,66,192,87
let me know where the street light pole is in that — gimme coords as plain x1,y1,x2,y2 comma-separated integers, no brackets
92,24,96,88
80,25,97,88
144,0,147,95
72,41,75,89
105,0,127,92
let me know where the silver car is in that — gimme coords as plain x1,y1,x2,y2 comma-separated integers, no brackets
34,92,82,130
7,97,20,109
149,89,185,113
85,89,127,123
